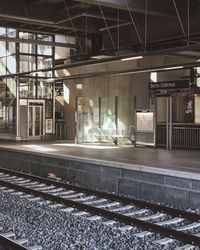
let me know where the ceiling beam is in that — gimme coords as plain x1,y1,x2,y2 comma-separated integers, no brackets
2,42,200,79
72,0,177,18
0,13,95,34
0,36,77,48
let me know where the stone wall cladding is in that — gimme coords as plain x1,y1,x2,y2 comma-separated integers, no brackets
0,149,200,210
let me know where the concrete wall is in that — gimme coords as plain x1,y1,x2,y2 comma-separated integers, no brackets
55,55,194,140
0,148,200,209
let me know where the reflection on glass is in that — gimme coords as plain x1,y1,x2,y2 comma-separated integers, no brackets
45,100,53,118
7,42,16,55
35,107,40,136
7,55,16,74
37,57,52,77
19,55,36,72
0,58,6,75
0,41,6,57
19,78,36,98
29,107,33,136
7,29,16,38
37,81,52,99
29,106,42,137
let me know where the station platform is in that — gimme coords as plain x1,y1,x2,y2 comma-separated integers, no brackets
0,141,199,209
0,141,199,178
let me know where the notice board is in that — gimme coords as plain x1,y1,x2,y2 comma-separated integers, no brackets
136,110,154,132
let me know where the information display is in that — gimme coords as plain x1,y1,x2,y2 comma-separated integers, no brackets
136,110,154,132
149,79,190,97
195,96,200,123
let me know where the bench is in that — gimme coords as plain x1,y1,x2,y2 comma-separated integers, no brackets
95,126,135,145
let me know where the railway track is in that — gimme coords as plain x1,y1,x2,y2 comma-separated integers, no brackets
0,167,199,249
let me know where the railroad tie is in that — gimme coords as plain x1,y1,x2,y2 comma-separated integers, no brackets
175,244,196,250
123,208,149,216
0,232,15,238
154,237,175,246
176,222,200,231
15,238,28,245
59,207,74,213
29,245,43,250
118,225,133,232
156,217,184,226
87,215,102,221
134,231,153,238
102,220,116,226
72,211,89,216
139,212,165,221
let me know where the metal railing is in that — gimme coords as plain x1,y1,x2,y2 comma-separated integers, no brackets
157,124,200,149
173,127,200,149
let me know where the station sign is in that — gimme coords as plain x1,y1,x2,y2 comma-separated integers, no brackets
149,79,190,97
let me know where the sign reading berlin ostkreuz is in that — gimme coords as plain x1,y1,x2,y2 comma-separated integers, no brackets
149,79,190,97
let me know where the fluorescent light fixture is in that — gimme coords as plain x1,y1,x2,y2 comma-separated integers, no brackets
46,78,55,82
121,56,143,61
90,55,112,59
163,66,183,70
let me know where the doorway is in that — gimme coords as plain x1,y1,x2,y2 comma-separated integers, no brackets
28,101,44,138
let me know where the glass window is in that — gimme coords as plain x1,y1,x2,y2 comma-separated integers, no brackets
19,32,36,54
37,34,52,42
19,55,36,72
0,79,16,134
19,43,36,54
7,78,16,98
0,81,6,99
45,99,53,118
37,34,53,56
7,55,16,74
0,27,6,36
0,41,6,57
37,56,53,77
37,80,52,99
38,44,52,56
0,57,6,75
7,42,16,55
19,31,36,40
7,28,16,38
19,78,36,98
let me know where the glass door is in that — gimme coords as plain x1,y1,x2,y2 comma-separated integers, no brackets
29,105,43,137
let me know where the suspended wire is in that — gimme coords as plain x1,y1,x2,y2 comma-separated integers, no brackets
97,0,116,51
117,8,120,52
86,7,87,55
145,0,148,50
187,0,190,44
63,0,83,54
124,0,144,50
172,0,186,37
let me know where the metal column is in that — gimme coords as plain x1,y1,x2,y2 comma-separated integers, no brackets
169,96,173,150
166,97,169,149
166,96,172,150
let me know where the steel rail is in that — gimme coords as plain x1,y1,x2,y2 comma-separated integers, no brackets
0,178,200,246
0,167,199,222
0,235,29,250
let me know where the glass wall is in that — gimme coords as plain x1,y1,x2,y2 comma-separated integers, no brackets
0,79,16,134
0,28,16,75
18,31,54,99
0,27,17,134
0,27,55,137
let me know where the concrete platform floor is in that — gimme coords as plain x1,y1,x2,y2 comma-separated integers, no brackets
0,141,200,177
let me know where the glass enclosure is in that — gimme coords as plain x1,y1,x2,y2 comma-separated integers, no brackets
0,26,54,139
0,79,16,134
